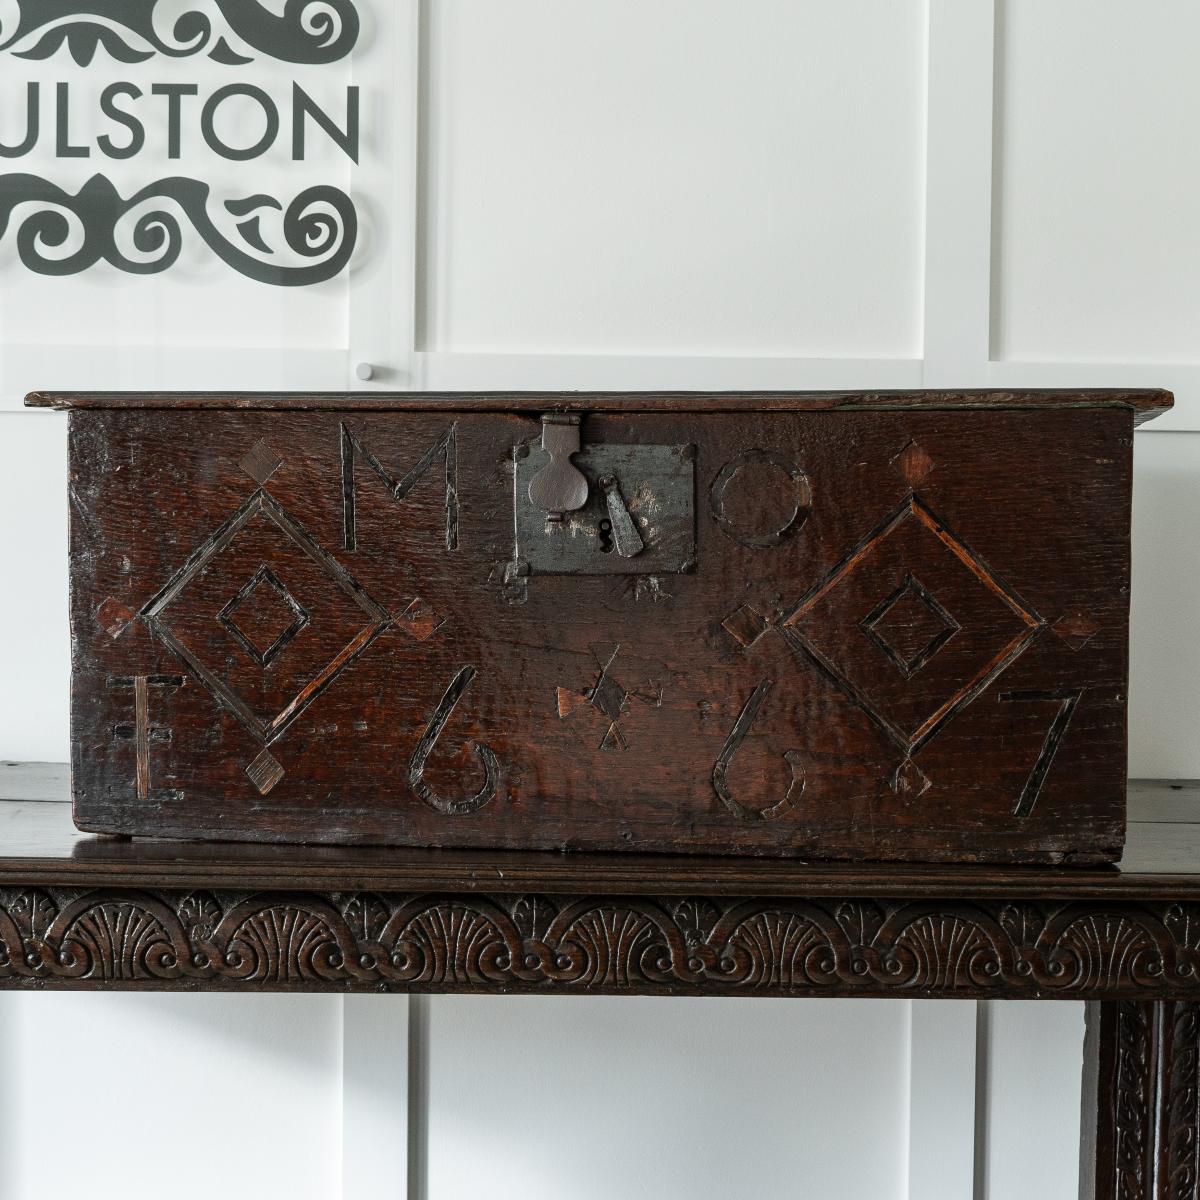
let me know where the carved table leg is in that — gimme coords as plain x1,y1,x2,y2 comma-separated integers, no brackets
1081,1001,1200,1200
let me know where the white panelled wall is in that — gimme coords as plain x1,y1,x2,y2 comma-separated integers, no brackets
2,1,1198,1197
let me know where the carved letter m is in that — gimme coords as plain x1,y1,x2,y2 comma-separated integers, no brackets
340,422,458,552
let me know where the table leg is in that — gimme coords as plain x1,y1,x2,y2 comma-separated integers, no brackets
1080,1001,1200,1199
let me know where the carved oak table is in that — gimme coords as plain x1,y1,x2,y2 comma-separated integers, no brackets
2,764,1198,1200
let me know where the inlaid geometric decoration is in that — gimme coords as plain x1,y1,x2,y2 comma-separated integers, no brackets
891,440,934,488
860,573,960,680
141,489,389,753
218,564,310,668
782,495,1044,788
556,645,663,752
1052,611,1100,651
239,439,283,486
721,604,770,648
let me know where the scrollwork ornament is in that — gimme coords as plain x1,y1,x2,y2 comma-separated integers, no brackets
1036,908,1174,992
1167,1002,1200,1200
709,901,846,990
0,0,360,66
50,894,190,981
377,898,525,988
0,174,357,286
1115,1002,1153,1200
1,890,1200,997
877,905,1011,991
543,901,687,989
214,897,366,984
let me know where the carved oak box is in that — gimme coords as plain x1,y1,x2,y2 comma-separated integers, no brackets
32,388,1171,863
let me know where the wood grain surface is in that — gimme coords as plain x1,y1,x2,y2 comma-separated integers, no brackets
2,776,1200,999
64,397,1149,862
29,386,1172,424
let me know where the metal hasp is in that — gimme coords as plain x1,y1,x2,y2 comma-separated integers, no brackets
513,416,696,577
527,414,589,521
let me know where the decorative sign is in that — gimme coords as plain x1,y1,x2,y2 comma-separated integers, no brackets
0,0,362,286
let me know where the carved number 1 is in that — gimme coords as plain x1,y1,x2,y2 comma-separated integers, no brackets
998,688,1084,818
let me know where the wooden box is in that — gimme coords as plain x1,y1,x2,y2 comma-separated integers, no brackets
33,388,1171,863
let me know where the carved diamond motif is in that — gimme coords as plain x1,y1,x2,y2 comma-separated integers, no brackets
860,573,960,680
96,595,134,639
556,645,662,752
722,604,769,648
782,496,1043,756
1052,611,1100,651
218,565,310,668
239,439,282,485
891,440,934,487
891,757,931,799
141,491,388,746
245,748,285,796
396,597,445,643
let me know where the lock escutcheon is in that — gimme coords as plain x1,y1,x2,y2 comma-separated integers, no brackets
512,415,696,578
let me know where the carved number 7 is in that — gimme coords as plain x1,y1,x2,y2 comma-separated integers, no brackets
998,688,1084,818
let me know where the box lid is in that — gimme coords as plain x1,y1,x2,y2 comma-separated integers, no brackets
25,387,1174,425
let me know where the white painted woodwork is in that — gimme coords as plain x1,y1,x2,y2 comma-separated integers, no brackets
423,996,910,1200
978,1001,1087,1200
418,0,925,359
341,995,410,1199
0,993,343,1200
991,0,1200,367
906,1001,978,1200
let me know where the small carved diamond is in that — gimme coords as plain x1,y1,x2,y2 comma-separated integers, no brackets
245,749,285,795
722,604,769,648
1052,612,1100,651
891,758,931,799
861,574,960,680
218,565,310,668
96,595,134,639
396,597,445,643
892,440,934,487
239,439,282,486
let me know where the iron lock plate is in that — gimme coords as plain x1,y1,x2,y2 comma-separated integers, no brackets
513,439,696,576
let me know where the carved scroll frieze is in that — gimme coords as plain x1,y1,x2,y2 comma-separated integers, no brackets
6,890,1200,996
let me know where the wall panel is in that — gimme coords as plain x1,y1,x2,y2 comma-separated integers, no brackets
0,992,344,1200
992,0,1200,365
423,995,910,1200
418,0,926,358
0,413,67,762
1129,432,1200,776
979,1001,1086,1200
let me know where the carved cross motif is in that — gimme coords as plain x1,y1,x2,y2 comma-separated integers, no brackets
556,645,663,752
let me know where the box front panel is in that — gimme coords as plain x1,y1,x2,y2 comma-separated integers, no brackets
69,406,1132,861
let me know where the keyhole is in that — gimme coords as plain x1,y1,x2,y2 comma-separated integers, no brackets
598,518,614,553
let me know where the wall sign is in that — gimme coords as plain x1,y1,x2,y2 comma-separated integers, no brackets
0,0,362,286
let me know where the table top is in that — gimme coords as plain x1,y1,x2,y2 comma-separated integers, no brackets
2,762,1196,897
4,763,1199,998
